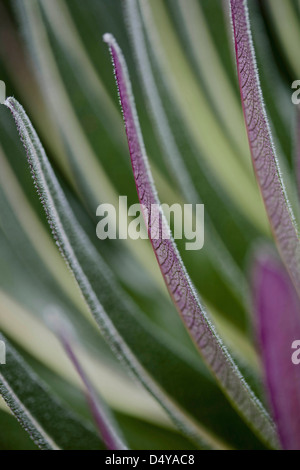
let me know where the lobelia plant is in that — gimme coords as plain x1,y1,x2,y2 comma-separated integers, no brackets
0,0,299,450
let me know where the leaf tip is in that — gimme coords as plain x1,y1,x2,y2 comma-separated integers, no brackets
103,32,114,46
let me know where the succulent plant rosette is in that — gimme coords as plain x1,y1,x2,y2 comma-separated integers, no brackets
0,0,299,451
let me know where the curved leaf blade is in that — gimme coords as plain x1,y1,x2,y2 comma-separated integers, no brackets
4,96,213,449
51,313,127,450
103,33,279,449
4,94,276,449
125,0,249,310
230,0,300,297
0,333,103,450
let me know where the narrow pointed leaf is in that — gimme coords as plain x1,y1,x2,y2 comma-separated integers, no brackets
136,0,265,229
125,0,249,311
4,96,275,450
17,0,260,337
4,97,213,449
0,333,103,450
103,33,278,449
252,251,300,450
230,0,300,297
52,314,127,450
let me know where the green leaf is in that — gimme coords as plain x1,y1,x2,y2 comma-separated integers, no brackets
51,312,127,450
125,0,251,312
0,333,103,450
3,96,270,449
103,32,279,450
230,0,300,299
0,410,38,450
16,0,262,334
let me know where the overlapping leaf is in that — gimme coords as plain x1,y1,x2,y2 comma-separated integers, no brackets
230,0,300,298
103,33,279,449
52,314,127,450
0,0,297,451
0,333,103,450
3,96,271,450
16,0,257,336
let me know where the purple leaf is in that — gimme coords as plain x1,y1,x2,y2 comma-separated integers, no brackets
297,109,300,199
252,250,300,450
103,32,279,448
230,0,300,297
50,314,127,450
